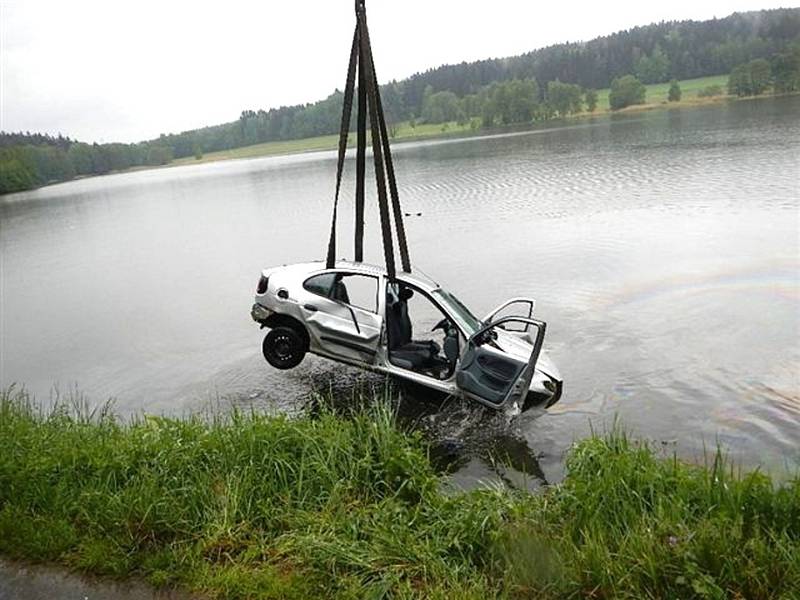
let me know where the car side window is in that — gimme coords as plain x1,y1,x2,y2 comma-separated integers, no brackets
336,274,378,313
303,272,378,314
303,273,336,297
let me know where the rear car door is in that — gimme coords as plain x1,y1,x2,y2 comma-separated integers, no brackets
300,271,383,364
455,316,546,409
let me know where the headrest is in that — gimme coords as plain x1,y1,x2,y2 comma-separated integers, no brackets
399,287,414,301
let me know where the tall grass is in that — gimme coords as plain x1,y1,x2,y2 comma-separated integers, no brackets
1,386,797,598
496,431,800,598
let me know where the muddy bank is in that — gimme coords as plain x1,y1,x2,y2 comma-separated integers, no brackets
0,560,191,600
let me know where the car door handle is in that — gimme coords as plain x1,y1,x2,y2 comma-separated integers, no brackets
303,304,318,312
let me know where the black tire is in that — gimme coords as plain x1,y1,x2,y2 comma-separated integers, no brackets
262,326,306,369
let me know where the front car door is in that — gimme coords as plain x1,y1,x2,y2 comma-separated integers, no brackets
483,297,536,330
455,316,546,410
300,271,383,364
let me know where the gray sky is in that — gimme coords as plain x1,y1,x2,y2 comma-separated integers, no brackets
1,0,793,143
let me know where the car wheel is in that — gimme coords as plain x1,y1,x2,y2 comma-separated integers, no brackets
262,326,306,369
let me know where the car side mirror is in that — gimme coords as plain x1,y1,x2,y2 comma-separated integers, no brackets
475,330,496,346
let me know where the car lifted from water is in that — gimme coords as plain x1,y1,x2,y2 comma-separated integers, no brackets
251,261,562,414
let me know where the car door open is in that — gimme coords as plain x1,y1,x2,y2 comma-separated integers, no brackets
482,297,536,332
455,316,546,409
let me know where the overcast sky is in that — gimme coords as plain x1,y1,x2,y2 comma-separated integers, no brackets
1,0,793,143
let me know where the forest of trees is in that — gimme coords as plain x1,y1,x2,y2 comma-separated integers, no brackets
0,134,176,194
2,8,799,194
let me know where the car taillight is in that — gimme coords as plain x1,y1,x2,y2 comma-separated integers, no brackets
256,275,269,294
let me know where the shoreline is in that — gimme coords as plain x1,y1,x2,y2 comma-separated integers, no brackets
0,558,188,600
168,90,750,168
4,86,796,198
161,87,800,168
1,386,797,598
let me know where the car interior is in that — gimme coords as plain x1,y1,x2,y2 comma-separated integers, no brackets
331,273,350,304
386,282,459,379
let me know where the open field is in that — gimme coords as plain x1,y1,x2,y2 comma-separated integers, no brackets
594,74,729,110
171,121,477,166
172,76,733,167
1,386,797,599
171,133,343,165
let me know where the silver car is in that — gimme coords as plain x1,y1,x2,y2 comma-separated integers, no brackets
251,261,562,413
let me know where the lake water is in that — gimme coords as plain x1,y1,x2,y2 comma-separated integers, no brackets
2,96,799,486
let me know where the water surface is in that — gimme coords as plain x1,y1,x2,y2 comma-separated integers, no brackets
2,96,799,485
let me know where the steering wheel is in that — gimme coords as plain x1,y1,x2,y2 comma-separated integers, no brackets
431,317,450,333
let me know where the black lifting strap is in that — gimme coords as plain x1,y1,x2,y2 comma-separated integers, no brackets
325,26,359,272
354,36,366,263
368,41,411,274
357,4,396,277
325,0,411,278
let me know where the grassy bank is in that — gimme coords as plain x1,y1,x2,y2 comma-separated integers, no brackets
594,75,729,111
1,387,797,599
170,121,479,166
171,134,344,165
173,76,733,167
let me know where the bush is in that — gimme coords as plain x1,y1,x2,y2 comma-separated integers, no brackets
668,79,681,102
584,88,598,112
772,46,800,93
609,75,646,110
697,84,724,97
547,79,583,116
729,59,772,96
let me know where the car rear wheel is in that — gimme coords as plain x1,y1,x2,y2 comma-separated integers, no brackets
262,326,306,369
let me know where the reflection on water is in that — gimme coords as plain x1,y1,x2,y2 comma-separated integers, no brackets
1,96,799,486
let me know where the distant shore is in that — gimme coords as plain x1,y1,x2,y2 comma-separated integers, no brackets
5,77,796,195
167,75,742,168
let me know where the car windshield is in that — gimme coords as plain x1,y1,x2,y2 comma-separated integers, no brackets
432,288,482,336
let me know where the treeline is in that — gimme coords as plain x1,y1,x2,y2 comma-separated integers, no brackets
1,8,799,194
202,8,800,152
728,46,800,96
419,78,589,127
0,134,174,194
399,8,799,108
417,41,799,125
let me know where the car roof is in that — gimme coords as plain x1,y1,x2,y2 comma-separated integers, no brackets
271,260,440,292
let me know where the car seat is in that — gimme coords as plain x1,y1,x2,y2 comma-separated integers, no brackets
387,286,439,370
331,275,350,304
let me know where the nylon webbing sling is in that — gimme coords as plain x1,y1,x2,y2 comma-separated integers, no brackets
354,40,367,262
325,0,411,278
325,25,360,269
324,26,359,271
356,3,395,276
368,42,411,274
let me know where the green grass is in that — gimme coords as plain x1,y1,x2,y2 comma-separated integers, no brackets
171,134,344,165
172,76,733,168
594,75,730,111
1,385,797,599
172,120,477,167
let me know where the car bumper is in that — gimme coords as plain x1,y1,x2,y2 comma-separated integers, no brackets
542,378,563,408
522,375,563,412
251,303,272,323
